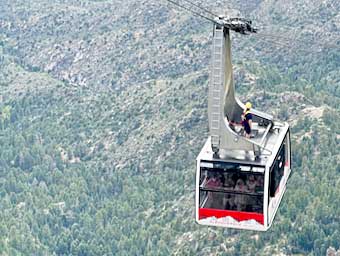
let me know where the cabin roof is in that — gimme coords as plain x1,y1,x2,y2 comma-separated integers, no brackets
198,121,289,167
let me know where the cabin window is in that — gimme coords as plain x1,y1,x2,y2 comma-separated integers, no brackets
199,165,264,213
269,139,286,197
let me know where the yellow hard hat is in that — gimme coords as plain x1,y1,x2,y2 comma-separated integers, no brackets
245,102,252,109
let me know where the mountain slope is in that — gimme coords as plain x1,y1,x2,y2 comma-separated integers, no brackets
0,0,339,255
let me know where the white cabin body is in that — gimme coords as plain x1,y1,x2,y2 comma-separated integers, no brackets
196,123,291,231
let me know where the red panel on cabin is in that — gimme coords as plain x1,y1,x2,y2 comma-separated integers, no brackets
199,208,264,224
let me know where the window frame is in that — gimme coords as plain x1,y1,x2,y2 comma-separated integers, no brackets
199,163,265,213
268,135,287,198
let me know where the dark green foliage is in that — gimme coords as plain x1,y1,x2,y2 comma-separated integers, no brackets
0,0,339,255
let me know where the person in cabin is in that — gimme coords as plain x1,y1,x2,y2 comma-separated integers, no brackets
205,173,222,188
222,173,236,210
242,102,253,138
223,194,236,211
234,178,248,211
223,173,235,190
246,175,257,211
204,173,223,209
246,175,256,192
255,175,264,190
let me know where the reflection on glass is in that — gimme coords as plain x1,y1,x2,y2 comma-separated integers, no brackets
200,166,264,213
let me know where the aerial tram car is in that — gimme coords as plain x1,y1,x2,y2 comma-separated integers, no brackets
164,1,292,231
195,17,291,231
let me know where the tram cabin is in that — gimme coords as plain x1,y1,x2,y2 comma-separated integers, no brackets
196,125,291,231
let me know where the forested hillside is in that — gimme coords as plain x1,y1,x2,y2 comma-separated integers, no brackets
0,0,339,255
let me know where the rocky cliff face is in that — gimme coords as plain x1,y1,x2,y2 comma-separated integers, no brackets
1,0,338,93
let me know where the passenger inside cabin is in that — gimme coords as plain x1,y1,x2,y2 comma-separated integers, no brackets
234,178,248,211
205,173,222,188
246,174,256,192
223,173,235,190
245,175,257,212
255,175,264,192
204,173,223,209
223,194,236,211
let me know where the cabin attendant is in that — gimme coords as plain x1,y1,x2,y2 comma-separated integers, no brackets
242,102,253,138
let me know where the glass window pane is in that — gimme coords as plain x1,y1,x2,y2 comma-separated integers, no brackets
269,138,286,197
200,191,263,213
199,164,264,214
